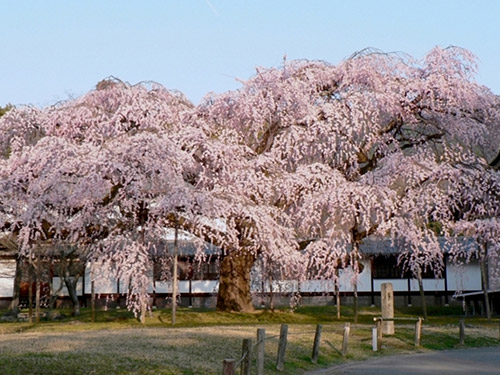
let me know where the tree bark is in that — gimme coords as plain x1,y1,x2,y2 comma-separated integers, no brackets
48,277,64,310
216,249,256,312
64,274,81,316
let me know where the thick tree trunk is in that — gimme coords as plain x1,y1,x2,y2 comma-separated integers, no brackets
48,279,64,309
64,274,81,316
216,250,256,312
7,256,22,316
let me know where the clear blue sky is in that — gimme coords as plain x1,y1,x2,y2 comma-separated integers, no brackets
1,0,499,107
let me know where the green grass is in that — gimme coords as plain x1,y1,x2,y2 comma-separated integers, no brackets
1,306,499,375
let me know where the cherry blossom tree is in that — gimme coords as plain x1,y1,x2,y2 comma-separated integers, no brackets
0,79,213,317
428,159,500,320
453,219,500,320
195,46,500,312
1,46,498,317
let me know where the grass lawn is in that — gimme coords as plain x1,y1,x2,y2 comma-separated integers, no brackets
0,305,499,375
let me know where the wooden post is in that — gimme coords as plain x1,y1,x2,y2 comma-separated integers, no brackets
459,319,465,345
342,322,350,357
311,324,322,363
414,317,422,347
276,324,288,371
256,328,265,375
381,283,394,334
241,338,252,375
222,359,236,375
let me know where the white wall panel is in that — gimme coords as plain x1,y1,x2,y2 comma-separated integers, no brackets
191,280,218,293
373,279,408,292
85,268,119,294
447,261,481,291
299,280,334,293
0,261,15,297
0,278,13,297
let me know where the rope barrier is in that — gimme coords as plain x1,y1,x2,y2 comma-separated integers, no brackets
263,334,280,341
233,349,248,368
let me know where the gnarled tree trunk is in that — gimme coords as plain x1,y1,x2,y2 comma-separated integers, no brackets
64,274,81,316
216,249,256,312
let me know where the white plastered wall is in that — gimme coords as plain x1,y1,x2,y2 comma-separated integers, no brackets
0,260,15,297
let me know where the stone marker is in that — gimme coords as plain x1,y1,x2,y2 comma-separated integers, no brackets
381,282,394,335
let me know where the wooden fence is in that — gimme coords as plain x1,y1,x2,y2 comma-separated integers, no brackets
222,323,350,375
222,317,500,374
